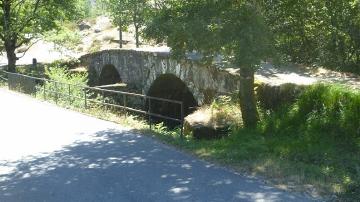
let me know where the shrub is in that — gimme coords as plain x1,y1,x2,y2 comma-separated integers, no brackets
44,22,82,51
184,95,242,139
261,84,360,136
259,83,360,196
88,40,101,53
37,65,90,108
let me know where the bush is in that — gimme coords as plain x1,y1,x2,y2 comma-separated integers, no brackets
88,40,101,53
259,83,360,196
268,84,360,140
44,22,82,51
184,95,242,139
49,58,81,69
37,65,89,108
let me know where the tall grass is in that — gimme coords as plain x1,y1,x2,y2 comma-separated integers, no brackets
257,84,360,198
153,84,360,199
36,66,90,109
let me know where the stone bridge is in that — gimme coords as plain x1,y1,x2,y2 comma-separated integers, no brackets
80,49,240,118
80,49,240,104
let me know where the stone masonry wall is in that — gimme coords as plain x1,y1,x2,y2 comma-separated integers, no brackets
80,49,241,105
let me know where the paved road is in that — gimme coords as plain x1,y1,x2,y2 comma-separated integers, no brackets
0,89,316,202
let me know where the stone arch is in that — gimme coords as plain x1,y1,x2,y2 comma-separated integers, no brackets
146,74,198,126
99,64,122,86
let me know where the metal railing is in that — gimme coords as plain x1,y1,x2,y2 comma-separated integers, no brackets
0,70,185,138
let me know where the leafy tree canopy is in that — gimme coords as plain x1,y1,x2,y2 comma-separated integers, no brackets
144,0,274,127
0,0,81,72
145,0,273,69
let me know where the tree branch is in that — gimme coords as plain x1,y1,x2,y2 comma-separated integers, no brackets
16,0,42,34
15,38,39,59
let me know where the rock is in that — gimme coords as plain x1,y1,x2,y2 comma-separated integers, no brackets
94,28,102,33
184,107,231,140
78,21,91,31
191,124,217,139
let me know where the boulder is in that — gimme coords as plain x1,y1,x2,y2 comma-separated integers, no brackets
184,107,232,140
78,21,91,31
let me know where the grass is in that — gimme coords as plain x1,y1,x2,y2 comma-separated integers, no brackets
0,70,7,88
147,84,360,200
88,39,101,53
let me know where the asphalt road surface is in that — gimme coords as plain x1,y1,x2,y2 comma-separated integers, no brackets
0,89,316,202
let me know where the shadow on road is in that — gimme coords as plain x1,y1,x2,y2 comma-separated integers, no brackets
0,129,311,202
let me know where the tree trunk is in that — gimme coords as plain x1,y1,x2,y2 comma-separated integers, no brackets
239,67,259,128
119,27,123,48
135,25,140,48
5,41,17,72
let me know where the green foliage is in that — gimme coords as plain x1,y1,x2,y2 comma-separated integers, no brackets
75,0,93,19
37,66,89,108
88,40,102,53
90,0,110,17
44,22,82,51
262,84,360,139
0,70,7,87
257,84,360,196
263,0,360,73
145,0,273,68
144,0,274,127
0,0,82,72
107,0,151,47
107,0,132,30
210,95,243,128
49,58,82,69
151,83,360,198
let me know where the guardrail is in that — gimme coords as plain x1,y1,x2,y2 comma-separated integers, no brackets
0,70,185,138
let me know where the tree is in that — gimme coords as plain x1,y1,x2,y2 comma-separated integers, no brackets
107,0,150,48
129,0,151,48
263,0,360,72
0,0,80,72
107,0,132,48
145,0,273,128
75,0,93,19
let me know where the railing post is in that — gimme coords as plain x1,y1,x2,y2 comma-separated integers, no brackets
180,102,184,139
148,98,152,130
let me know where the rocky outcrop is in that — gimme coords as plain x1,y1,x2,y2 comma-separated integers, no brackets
78,21,91,31
184,105,241,139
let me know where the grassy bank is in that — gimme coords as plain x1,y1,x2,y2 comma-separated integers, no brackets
152,84,360,200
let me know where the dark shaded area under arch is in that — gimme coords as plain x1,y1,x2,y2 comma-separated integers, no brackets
147,74,198,127
99,65,122,86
